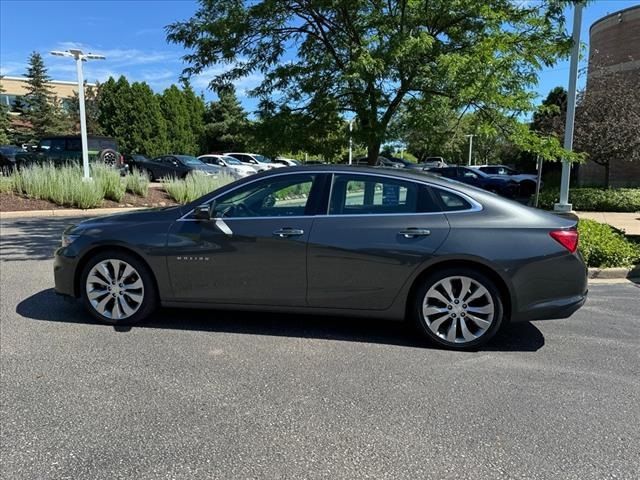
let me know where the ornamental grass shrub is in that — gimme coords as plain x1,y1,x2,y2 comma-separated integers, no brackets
125,169,150,197
163,172,235,204
11,163,104,208
578,219,640,268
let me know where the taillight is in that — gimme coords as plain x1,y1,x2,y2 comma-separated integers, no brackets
550,229,579,253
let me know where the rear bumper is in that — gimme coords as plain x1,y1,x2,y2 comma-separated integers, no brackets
511,291,587,323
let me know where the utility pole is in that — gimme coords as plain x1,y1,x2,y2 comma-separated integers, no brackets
465,134,475,166
50,49,105,180
555,3,583,212
348,119,354,165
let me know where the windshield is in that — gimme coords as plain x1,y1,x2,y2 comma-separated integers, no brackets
222,156,242,165
254,155,272,163
176,155,205,166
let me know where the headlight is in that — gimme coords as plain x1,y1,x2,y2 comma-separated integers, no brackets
61,233,80,248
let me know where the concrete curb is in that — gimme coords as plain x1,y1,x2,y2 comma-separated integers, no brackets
588,266,640,279
0,207,145,220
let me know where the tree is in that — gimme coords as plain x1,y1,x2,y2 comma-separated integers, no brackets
161,85,197,154
575,70,640,185
129,82,169,157
67,82,104,135
168,0,576,165
532,86,567,138
181,79,206,152
98,76,135,152
22,52,67,140
0,78,10,144
201,86,250,153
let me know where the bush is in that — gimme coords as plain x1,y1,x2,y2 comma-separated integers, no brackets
92,163,126,202
0,176,14,194
12,163,105,209
538,188,640,212
578,219,640,268
125,169,150,197
164,172,235,204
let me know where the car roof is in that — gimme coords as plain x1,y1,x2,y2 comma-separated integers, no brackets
254,164,490,192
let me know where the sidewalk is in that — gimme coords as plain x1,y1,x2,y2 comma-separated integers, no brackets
576,211,640,235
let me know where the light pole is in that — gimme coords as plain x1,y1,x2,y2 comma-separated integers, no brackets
50,49,105,180
348,119,354,165
465,134,475,166
555,3,583,212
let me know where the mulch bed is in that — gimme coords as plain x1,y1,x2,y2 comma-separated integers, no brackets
0,187,178,212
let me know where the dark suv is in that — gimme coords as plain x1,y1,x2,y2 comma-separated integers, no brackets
16,135,127,174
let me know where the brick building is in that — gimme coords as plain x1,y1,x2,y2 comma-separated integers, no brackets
577,5,640,187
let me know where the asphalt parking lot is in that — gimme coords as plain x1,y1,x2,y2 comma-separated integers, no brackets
1,216,638,480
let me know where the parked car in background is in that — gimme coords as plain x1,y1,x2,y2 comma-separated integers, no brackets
352,156,405,168
55,165,587,350
131,154,223,181
15,135,127,174
273,157,302,167
225,153,284,170
428,166,519,198
0,145,26,172
418,157,448,169
198,154,257,179
472,165,541,196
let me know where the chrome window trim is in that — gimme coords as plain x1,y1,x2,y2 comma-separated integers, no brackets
177,170,482,222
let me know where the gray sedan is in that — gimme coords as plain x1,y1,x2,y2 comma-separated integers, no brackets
53,166,587,349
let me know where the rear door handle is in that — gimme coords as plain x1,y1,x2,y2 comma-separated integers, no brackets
398,228,431,238
273,228,304,238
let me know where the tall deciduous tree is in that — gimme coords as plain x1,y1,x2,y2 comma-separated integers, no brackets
168,0,576,164
23,52,67,140
575,70,640,185
202,86,249,153
532,86,567,138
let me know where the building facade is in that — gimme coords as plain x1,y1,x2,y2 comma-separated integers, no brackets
577,5,640,187
0,76,96,113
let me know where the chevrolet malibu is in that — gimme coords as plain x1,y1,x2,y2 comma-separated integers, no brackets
54,166,587,349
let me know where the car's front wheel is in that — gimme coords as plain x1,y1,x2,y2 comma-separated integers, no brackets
413,268,503,349
80,251,157,325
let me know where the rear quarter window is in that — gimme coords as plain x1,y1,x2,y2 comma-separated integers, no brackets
432,188,473,211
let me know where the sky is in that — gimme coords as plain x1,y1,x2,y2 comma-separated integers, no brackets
1,0,638,114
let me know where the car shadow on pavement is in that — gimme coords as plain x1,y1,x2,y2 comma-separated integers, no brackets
17,289,545,352
0,217,75,262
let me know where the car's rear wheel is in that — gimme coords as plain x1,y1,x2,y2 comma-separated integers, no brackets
145,169,155,181
80,251,157,325
413,268,503,349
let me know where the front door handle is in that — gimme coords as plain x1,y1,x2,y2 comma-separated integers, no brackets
273,228,304,238
398,228,431,238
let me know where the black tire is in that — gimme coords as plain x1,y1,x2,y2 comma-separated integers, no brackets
98,148,119,166
146,169,155,181
80,250,158,325
412,267,504,350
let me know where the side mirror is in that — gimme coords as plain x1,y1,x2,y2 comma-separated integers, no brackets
194,204,211,221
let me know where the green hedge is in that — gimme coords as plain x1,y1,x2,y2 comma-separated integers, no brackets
578,219,640,268
537,188,640,212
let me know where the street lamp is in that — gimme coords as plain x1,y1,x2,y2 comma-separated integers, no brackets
50,49,105,180
465,134,475,166
555,3,583,213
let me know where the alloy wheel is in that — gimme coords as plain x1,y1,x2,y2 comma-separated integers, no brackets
85,259,145,320
422,275,495,344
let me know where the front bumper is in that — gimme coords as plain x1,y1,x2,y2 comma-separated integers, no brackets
53,248,78,297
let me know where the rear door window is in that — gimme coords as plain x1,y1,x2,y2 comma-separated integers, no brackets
329,174,439,215
432,188,473,211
